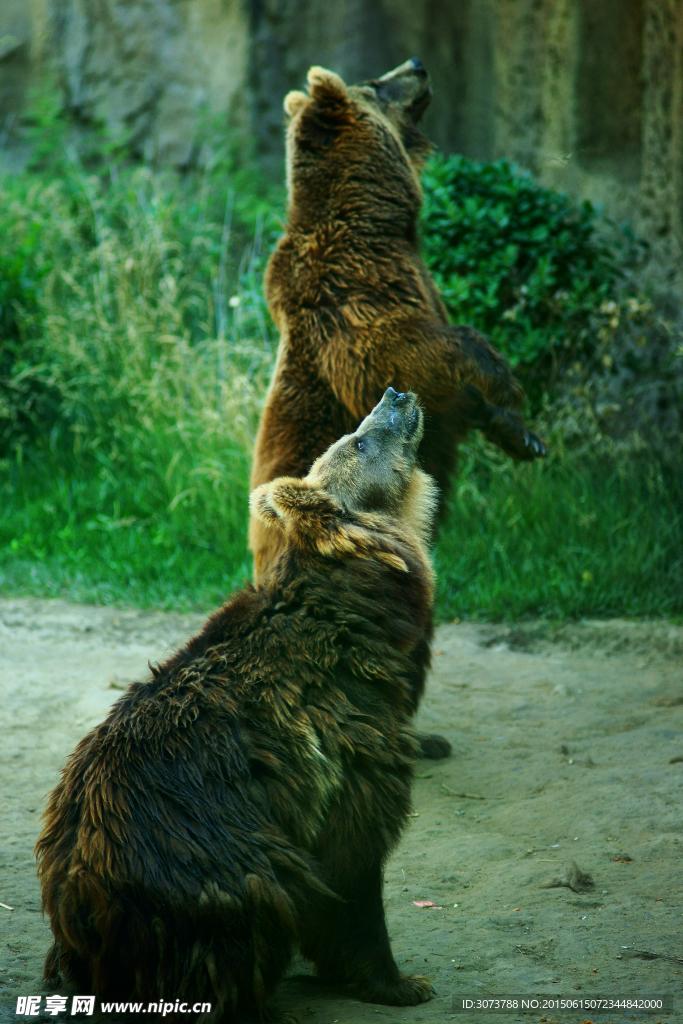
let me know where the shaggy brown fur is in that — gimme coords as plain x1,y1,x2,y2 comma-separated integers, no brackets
249,59,545,584
37,390,437,1022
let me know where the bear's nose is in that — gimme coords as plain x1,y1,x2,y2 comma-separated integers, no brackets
409,57,426,73
384,387,406,405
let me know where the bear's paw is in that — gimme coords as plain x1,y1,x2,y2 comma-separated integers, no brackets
250,478,341,534
359,972,434,1006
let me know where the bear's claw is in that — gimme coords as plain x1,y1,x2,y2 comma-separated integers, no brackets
525,432,546,456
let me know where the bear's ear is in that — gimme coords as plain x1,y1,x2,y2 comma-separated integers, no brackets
289,67,351,150
284,90,308,119
306,66,348,104
250,483,281,525
250,478,341,536
251,477,409,570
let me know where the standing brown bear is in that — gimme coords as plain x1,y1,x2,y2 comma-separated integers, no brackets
250,59,546,585
37,389,436,1021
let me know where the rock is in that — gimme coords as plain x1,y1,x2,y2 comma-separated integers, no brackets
0,0,681,295
540,860,595,893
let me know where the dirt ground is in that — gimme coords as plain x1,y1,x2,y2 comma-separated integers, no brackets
1,597,682,1024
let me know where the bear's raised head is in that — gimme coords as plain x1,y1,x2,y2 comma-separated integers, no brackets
282,60,432,232
250,388,437,573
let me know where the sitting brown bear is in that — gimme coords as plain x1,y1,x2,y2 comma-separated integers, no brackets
37,389,436,1020
250,59,545,586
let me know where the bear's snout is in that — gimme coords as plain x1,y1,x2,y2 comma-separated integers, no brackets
373,59,431,120
367,388,421,438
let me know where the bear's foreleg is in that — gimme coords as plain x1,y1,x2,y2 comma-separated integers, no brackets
316,318,524,422
299,863,433,1006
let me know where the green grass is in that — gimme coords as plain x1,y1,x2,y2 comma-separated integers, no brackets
2,438,681,618
0,459,252,609
0,132,681,619
435,442,683,620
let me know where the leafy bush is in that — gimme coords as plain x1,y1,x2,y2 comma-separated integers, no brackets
420,154,623,381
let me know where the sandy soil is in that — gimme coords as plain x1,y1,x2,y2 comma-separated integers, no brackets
1,598,682,1024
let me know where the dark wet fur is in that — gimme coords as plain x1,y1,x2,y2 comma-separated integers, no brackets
37,475,435,1021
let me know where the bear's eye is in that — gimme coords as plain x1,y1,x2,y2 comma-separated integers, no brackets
356,440,365,452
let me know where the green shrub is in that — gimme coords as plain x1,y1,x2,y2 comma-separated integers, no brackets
420,154,623,387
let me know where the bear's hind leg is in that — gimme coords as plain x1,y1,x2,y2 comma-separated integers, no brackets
43,940,92,994
416,732,451,759
300,864,433,1006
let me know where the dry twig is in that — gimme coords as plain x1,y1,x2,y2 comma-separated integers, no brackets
441,783,487,800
